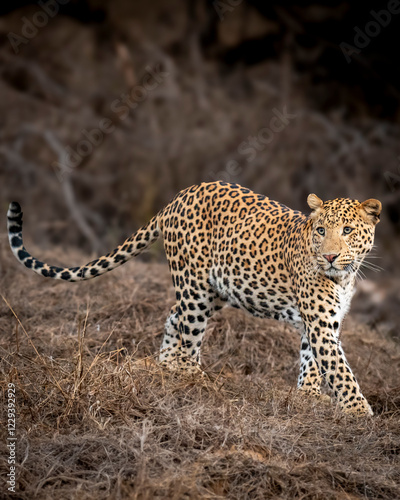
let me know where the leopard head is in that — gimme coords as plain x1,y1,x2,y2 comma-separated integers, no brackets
307,194,382,278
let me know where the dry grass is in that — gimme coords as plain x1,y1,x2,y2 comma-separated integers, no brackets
1,239,400,499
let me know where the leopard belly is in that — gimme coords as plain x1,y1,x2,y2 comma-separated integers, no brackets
209,267,302,325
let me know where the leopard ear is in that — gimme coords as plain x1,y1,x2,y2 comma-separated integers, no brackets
307,194,323,219
359,199,382,225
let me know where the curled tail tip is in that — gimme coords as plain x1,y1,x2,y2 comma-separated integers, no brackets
8,202,22,216
7,202,23,235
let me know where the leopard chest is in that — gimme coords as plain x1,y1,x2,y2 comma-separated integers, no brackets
331,281,356,329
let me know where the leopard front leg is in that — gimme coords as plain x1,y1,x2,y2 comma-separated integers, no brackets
302,315,373,416
297,330,323,397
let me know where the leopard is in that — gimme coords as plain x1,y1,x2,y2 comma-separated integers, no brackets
7,181,382,416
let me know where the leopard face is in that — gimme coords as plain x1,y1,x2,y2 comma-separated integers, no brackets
307,194,381,278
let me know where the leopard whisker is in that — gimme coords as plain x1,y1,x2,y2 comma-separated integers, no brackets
356,259,383,273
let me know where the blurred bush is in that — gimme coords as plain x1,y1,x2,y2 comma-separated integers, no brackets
0,0,399,267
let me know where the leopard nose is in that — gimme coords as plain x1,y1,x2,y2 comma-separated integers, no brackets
323,253,338,263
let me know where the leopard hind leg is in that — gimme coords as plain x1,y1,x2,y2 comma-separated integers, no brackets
159,283,223,373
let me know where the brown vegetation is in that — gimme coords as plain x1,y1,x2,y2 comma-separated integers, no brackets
0,1,399,265
1,2,400,498
1,240,399,499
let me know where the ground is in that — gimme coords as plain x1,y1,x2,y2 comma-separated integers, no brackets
1,239,400,499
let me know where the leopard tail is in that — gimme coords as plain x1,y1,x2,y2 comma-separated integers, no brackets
7,202,161,282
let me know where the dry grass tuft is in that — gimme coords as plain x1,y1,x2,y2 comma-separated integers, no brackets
1,241,400,499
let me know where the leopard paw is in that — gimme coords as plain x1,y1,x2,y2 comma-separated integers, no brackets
298,387,332,406
159,354,203,375
341,398,373,416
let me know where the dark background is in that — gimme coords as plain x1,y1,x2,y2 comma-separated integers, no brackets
1,5,400,498
0,0,399,267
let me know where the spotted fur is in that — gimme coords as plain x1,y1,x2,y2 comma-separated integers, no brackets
8,182,382,416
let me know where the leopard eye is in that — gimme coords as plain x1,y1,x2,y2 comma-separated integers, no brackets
343,226,354,235
316,227,325,236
